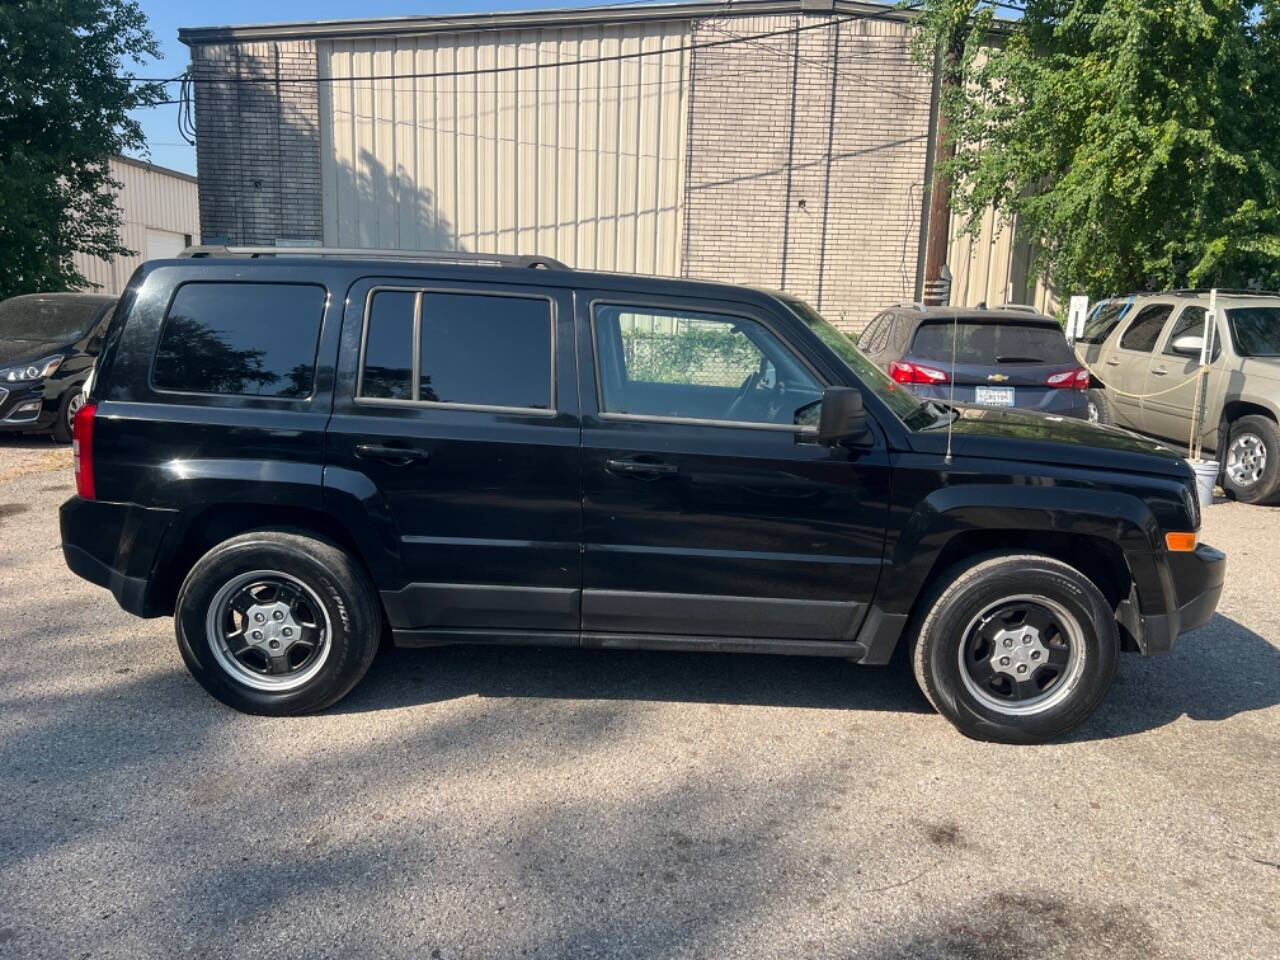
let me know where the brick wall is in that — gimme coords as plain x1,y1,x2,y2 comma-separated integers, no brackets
190,40,323,245
683,12,933,332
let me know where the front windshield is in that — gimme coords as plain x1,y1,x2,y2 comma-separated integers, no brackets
780,296,942,430
1227,307,1280,357
0,295,109,342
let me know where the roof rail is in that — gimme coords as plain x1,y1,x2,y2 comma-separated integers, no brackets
178,245,570,270
888,300,927,311
993,303,1044,314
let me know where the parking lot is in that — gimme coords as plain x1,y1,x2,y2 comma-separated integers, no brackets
0,435,1277,960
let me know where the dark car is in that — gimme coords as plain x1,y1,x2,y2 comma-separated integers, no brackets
59,248,1224,744
0,293,117,441
858,304,1090,419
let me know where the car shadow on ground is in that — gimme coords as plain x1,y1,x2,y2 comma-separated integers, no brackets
333,612,1279,740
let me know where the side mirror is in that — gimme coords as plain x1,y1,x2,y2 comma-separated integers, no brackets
1170,334,1204,357
818,386,869,445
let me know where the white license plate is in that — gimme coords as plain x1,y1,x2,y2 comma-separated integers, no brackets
975,386,1015,406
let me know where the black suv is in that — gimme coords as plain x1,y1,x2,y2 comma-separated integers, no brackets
60,249,1225,743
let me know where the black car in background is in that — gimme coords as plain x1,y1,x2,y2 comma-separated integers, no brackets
0,293,116,441
858,304,1090,419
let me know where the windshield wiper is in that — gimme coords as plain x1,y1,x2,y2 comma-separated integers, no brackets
995,355,1043,363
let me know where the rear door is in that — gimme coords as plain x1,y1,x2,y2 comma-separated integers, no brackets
324,277,582,638
575,291,891,645
1104,302,1175,428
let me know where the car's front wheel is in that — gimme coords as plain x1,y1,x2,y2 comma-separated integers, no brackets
1222,414,1280,505
175,530,382,715
911,552,1119,743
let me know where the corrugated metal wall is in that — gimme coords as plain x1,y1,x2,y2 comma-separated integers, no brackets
945,205,1058,315
73,157,201,295
317,22,691,274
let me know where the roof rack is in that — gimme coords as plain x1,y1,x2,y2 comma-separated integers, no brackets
178,245,569,270
1101,288,1280,300
993,303,1045,315
888,300,928,311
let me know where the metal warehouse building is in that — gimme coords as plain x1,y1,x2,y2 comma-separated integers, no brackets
180,0,1049,330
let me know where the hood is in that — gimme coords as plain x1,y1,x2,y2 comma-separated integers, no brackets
0,339,66,367
911,405,1192,479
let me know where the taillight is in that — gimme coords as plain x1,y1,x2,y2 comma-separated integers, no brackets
73,401,96,500
889,360,950,384
1047,367,1089,389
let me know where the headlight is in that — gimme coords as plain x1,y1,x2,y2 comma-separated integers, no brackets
0,355,63,382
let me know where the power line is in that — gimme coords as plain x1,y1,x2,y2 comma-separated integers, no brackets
126,4,922,86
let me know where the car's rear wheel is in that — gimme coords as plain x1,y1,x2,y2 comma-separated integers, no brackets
1086,388,1114,426
52,388,83,443
1222,414,1280,505
175,530,381,715
911,552,1119,744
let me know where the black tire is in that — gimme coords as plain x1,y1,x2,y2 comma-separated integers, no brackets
175,530,382,715
1221,414,1280,505
1086,388,1114,426
52,388,84,443
911,552,1119,744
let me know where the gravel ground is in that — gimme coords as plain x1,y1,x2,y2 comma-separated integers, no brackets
0,435,1277,960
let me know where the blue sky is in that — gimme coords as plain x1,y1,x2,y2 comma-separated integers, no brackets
130,0,631,174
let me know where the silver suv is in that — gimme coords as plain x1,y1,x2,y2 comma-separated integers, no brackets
1077,291,1280,503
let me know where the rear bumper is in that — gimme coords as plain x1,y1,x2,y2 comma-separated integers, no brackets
60,497,177,617
1119,543,1226,654
910,383,1090,419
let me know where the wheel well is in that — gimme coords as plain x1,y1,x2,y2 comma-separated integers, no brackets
1217,402,1276,453
923,529,1133,611
149,504,372,617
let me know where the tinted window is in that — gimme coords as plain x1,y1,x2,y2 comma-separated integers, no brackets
858,315,886,350
1162,307,1221,360
153,283,325,397
1228,307,1280,357
593,304,822,426
419,293,551,409
911,321,1074,365
359,290,415,400
1118,304,1174,353
1077,298,1131,345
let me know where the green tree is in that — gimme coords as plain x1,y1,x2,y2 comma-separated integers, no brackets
913,0,1280,298
0,0,165,298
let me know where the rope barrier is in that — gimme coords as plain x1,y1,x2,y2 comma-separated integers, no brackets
1079,360,1208,401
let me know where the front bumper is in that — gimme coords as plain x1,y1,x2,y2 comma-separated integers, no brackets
1118,543,1226,654
0,382,57,431
60,497,178,618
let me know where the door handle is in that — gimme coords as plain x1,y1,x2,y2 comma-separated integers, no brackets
354,442,431,466
1105,358,1121,366
1152,367,1168,376
605,458,678,478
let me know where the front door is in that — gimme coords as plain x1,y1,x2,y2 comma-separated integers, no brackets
575,292,891,644
325,277,581,637
1142,305,1224,448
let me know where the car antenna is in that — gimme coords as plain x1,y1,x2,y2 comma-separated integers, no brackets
945,308,958,464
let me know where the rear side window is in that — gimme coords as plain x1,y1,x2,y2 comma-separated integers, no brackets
1118,304,1174,353
910,321,1073,365
1227,306,1280,357
357,290,553,410
1078,298,1130,345
152,282,326,398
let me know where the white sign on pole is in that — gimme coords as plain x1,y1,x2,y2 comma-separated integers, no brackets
1067,295,1090,342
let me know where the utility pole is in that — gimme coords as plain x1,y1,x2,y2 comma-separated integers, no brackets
922,22,967,306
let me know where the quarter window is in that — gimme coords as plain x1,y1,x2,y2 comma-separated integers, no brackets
593,304,822,426
152,282,326,398
1118,304,1174,353
357,290,553,410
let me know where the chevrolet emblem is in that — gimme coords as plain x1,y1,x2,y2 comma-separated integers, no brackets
987,373,1010,382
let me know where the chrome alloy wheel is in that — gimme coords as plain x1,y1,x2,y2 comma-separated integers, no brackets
66,390,84,429
958,595,1086,717
1086,401,1099,423
204,570,332,692
1226,432,1266,488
